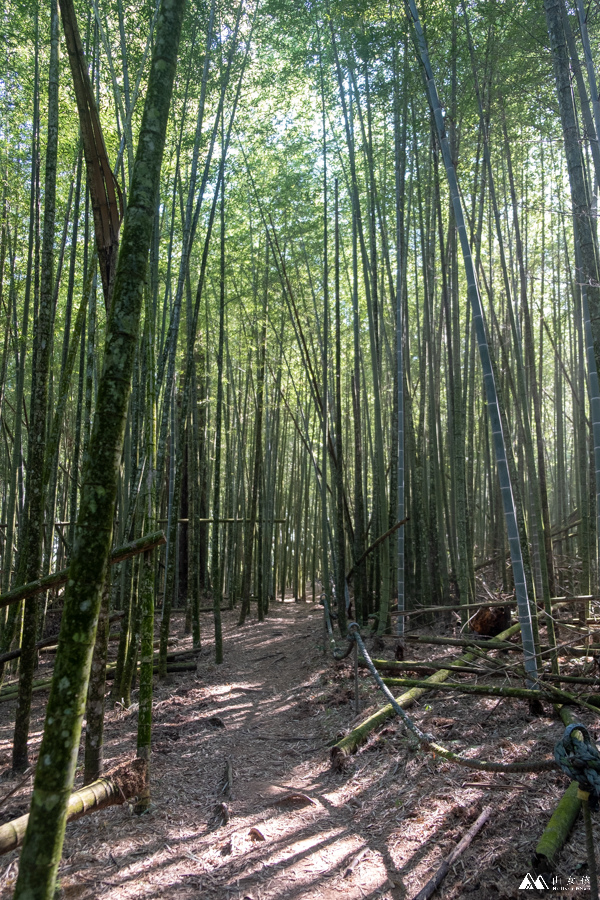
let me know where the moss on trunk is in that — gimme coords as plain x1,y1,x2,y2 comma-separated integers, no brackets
13,1,185,895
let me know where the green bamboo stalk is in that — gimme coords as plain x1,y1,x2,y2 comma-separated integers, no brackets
13,2,185,892
12,0,61,772
402,0,538,681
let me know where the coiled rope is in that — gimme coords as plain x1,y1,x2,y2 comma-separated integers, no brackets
554,724,600,896
555,723,600,808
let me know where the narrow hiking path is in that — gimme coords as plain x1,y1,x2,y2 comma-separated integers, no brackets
0,599,402,900
0,599,594,899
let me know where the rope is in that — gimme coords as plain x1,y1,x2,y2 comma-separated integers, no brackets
554,725,600,897
555,724,600,809
319,596,354,660
345,621,558,774
347,622,432,745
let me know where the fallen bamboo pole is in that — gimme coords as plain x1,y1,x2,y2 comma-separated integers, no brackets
330,624,522,766
405,635,519,651
367,658,600,686
363,658,487,676
0,531,166,610
380,676,600,715
0,659,197,702
1,614,124,664
0,758,147,855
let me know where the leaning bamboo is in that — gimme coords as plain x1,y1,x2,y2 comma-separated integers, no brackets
0,759,147,855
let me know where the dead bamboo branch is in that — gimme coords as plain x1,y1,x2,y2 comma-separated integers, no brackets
0,769,33,813
411,806,493,900
222,759,233,799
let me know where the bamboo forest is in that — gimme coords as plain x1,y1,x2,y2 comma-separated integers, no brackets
5,0,600,896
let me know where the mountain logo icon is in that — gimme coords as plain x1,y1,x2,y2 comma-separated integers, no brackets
518,873,549,890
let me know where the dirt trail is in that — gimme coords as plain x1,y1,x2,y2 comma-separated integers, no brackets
0,601,400,900
0,600,594,899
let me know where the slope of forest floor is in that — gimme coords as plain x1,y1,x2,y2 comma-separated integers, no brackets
0,598,595,899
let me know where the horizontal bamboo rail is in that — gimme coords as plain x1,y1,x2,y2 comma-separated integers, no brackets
158,518,287,524
0,530,165,610
392,595,600,617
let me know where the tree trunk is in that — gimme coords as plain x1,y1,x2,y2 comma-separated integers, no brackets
13,2,185,894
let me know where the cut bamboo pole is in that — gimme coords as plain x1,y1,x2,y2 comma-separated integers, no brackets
0,759,147,855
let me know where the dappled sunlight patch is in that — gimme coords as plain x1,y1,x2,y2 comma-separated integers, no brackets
0,604,595,899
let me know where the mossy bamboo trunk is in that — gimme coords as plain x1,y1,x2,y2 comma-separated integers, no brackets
13,2,184,895
534,707,585,871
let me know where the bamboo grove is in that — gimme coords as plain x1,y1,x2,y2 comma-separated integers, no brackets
0,0,600,889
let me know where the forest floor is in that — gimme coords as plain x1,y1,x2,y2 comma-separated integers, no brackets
0,597,595,900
